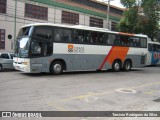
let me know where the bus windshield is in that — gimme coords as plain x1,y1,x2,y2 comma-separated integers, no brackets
15,37,30,58
17,26,32,38
15,26,53,58
15,26,32,58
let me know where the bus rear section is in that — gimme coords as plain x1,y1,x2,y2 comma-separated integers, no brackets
146,41,160,65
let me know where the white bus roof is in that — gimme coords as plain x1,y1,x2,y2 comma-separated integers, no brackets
148,41,160,45
22,23,112,33
22,23,148,38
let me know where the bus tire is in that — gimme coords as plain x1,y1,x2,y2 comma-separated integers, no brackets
123,60,132,71
112,60,121,72
0,64,3,71
50,61,63,75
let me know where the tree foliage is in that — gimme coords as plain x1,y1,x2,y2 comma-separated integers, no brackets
117,0,160,40
120,0,136,8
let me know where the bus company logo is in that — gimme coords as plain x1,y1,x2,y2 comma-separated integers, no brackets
68,44,85,53
68,44,74,53
154,52,160,60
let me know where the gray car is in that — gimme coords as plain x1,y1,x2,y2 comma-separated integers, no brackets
0,53,14,71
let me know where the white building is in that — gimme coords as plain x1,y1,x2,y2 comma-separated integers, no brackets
0,0,124,52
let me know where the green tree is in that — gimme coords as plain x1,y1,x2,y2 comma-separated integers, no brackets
142,0,160,40
117,7,139,33
120,0,136,8
117,0,160,40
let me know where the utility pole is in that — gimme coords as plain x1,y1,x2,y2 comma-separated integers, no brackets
107,0,110,29
14,0,17,50
102,0,114,29
102,0,113,29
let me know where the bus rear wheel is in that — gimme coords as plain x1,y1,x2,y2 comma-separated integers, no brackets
123,60,132,71
112,60,121,72
50,61,63,75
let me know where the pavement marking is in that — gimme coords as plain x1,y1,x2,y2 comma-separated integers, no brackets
47,81,160,107
131,82,160,89
115,88,137,94
48,102,67,111
143,91,154,95
60,91,114,102
47,91,114,108
59,82,160,102
142,90,158,95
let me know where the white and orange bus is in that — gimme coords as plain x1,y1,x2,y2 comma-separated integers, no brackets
13,23,148,74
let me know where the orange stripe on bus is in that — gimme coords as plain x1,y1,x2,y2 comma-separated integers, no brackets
118,32,134,36
99,46,129,70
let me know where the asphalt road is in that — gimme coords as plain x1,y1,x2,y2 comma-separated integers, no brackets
0,66,160,120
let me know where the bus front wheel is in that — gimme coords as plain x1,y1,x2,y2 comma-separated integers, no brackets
50,61,63,75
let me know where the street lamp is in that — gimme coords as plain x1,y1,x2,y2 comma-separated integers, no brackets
102,0,114,29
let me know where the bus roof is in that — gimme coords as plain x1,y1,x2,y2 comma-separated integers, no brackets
22,23,148,38
148,41,160,45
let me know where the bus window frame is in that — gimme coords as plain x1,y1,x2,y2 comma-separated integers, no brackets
38,26,149,49
32,26,54,41
53,27,72,43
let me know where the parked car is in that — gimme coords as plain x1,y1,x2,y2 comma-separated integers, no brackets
0,53,14,71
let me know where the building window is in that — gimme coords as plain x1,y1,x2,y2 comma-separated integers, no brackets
62,11,79,25
0,29,5,49
90,17,103,28
111,22,118,31
0,0,7,14
25,3,48,20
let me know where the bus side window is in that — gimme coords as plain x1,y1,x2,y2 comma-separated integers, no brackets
155,44,160,52
76,30,90,44
140,38,147,48
105,33,108,44
107,34,115,45
63,29,72,42
129,38,135,47
91,32,98,44
54,28,62,42
33,26,52,40
77,30,84,43
72,30,79,43
157,45,160,52
135,38,140,47
148,43,153,51
84,31,90,44
98,32,105,44
129,37,140,47
115,35,122,45
115,35,129,46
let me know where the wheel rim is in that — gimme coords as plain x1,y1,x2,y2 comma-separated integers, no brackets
53,64,61,73
114,63,120,71
126,63,131,70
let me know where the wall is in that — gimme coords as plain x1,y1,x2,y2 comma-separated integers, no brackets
0,0,120,52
